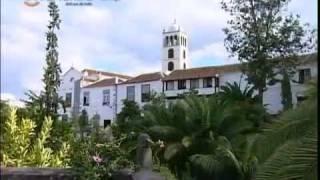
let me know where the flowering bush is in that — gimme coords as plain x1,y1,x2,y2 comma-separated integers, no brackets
70,133,135,180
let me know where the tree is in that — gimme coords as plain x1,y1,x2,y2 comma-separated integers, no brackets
221,0,313,106
79,109,89,140
43,1,62,120
116,99,142,132
253,79,317,179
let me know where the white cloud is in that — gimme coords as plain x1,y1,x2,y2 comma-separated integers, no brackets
191,42,237,65
1,0,317,100
1,93,25,107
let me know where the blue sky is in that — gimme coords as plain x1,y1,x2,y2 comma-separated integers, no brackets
1,0,318,103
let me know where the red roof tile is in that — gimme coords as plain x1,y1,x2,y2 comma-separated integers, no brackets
121,72,165,84
82,68,131,79
83,78,117,88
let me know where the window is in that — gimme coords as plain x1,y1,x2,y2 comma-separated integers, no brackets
104,119,111,128
178,80,186,90
83,92,90,106
127,86,135,101
166,81,174,90
102,89,110,105
165,36,169,47
183,50,186,59
298,69,311,84
169,36,173,46
190,79,199,89
183,63,186,69
168,62,174,71
168,49,174,58
203,78,213,88
65,93,72,107
70,77,74,82
141,84,151,102
174,35,178,45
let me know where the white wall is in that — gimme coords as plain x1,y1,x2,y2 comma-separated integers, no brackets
117,80,163,114
58,68,82,117
80,86,117,125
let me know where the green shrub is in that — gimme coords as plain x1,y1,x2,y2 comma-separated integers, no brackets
70,133,135,180
0,108,70,167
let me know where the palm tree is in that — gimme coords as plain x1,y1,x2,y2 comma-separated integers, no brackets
143,93,264,179
254,79,317,180
219,82,258,103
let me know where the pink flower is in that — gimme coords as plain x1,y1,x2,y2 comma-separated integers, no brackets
92,155,102,164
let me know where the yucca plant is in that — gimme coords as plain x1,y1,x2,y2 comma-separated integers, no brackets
0,108,70,167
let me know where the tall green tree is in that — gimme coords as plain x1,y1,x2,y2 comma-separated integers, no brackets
270,15,315,110
43,1,62,120
221,0,313,106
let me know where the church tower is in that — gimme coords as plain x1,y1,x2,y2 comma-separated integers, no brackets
162,20,190,74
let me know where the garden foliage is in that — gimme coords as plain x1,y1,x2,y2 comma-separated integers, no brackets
0,108,70,167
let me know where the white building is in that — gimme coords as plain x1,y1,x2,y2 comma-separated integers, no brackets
58,21,318,126
117,72,165,113
58,67,131,125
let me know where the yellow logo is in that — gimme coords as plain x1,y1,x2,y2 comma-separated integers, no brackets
24,0,40,7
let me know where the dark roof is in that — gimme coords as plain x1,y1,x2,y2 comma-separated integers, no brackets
82,68,131,79
121,72,164,84
164,53,317,81
83,78,117,88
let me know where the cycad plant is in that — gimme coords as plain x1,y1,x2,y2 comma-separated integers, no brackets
254,79,317,180
143,90,264,179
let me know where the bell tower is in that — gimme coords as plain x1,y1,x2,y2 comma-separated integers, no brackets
162,20,190,74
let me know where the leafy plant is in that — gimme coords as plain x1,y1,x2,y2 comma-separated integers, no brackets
0,108,70,167
70,133,135,180
254,79,317,179
141,92,265,179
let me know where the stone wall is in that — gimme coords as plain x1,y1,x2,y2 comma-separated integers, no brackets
0,167,75,180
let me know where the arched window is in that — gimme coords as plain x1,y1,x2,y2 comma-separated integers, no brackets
168,49,174,58
180,37,183,45
174,35,178,45
165,36,168,47
183,63,186,69
183,50,186,59
169,36,173,46
168,62,174,71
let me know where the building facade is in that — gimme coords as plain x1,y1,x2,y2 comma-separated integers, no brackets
58,21,318,126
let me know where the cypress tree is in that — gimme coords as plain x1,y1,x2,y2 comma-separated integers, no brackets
43,1,62,120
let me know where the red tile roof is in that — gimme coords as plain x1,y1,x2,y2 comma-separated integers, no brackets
83,78,117,88
121,72,165,84
164,53,317,81
82,68,131,79
163,64,240,81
